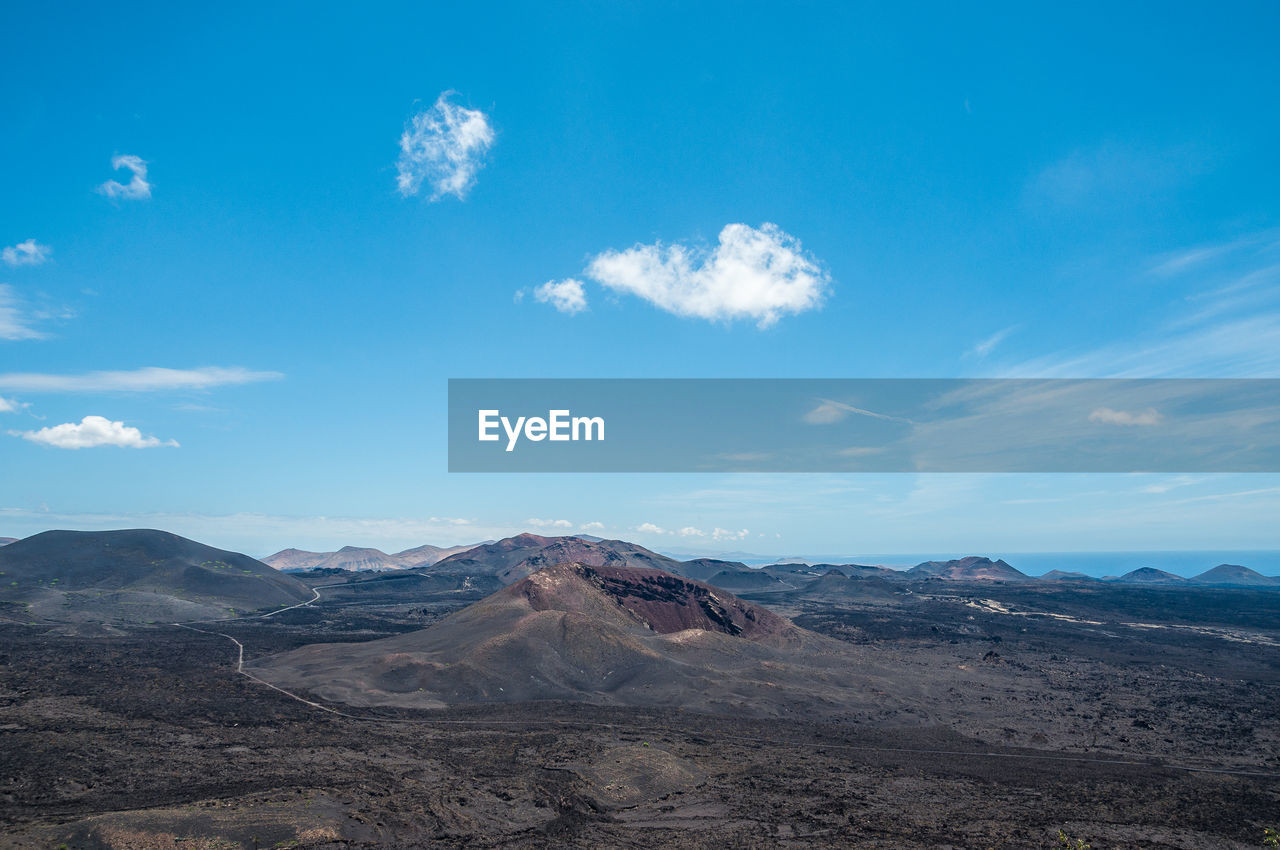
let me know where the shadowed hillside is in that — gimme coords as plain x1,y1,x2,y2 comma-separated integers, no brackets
0,529,312,623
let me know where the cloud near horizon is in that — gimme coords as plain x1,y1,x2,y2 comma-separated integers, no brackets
2,239,51,267
396,92,494,200
11,415,178,449
97,155,152,200
527,223,830,328
0,366,282,393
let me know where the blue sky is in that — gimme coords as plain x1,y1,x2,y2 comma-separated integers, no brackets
2,1,1279,560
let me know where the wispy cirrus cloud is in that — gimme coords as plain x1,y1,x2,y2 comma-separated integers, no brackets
11,415,178,449
2,239,51,267
526,223,830,328
396,92,495,200
0,366,282,393
969,325,1017,359
1009,229,1280,378
97,154,152,200
0,285,46,340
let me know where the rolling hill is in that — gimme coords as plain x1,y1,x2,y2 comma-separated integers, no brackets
907,556,1029,582
1190,564,1279,587
0,529,313,623
1114,567,1186,584
253,561,913,719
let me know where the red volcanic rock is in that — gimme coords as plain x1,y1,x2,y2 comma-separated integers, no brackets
513,563,796,641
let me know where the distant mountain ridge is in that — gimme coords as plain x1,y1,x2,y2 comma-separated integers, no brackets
262,541,487,572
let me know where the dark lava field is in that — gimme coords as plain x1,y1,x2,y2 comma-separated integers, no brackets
2,579,1279,848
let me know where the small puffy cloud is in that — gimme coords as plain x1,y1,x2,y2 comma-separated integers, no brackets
534,279,588,314
636,522,666,535
1088,407,1163,427
584,223,829,328
396,92,495,200
677,526,705,537
711,527,750,541
98,155,151,200
0,366,282,393
2,239,51,267
0,284,44,340
11,415,178,449
0,396,20,413
580,521,605,532
526,518,573,529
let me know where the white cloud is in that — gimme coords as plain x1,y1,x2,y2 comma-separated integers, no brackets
636,522,666,535
526,517,573,529
580,521,605,532
0,366,282,393
11,415,178,449
1088,407,1163,427
2,239,51,267
97,154,151,200
969,325,1016,359
583,223,829,328
677,526,705,537
0,396,20,413
711,527,750,541
0,285,46,340
534,279,588,314
396,92,494,200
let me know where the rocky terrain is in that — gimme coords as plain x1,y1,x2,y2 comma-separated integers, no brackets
1,529,1278,848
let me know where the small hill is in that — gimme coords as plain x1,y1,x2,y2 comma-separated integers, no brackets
393,542,483,568
1190,564,1277,587
907,556,1028,582
801,570,900,600
703,568,788,593
0,529,312,623
426,534,684,584
253,562,911,719
262,548,331,570
1040,570,1095,581
0,537,16,546
807,563,900,580
1115,567,1186,584
677,558,752,582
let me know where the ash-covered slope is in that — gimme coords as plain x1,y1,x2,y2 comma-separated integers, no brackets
0,529,312,622
253,562,913,719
